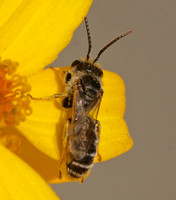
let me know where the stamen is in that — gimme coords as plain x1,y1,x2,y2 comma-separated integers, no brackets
0,58,32,126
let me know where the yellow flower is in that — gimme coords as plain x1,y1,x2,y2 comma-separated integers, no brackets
0,0,93,199
17,67,134,183
0,1,133,199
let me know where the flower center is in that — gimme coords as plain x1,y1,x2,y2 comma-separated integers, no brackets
0,58,32,126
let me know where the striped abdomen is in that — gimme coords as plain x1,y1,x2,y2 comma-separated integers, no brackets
67,134,98,178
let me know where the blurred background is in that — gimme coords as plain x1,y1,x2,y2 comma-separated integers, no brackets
51,0,176,199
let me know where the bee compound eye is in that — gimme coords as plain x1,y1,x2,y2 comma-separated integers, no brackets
71,60,81,67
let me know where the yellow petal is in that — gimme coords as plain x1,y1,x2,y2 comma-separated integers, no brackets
17,67,133,161
17,67,68,160
95,70,133,162
0,0,93,76
0,145,60,200
0,126,79,184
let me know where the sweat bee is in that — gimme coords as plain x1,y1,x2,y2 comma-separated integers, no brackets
60,17,132,180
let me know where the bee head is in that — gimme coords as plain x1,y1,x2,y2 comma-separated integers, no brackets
70,17,131,79
71,60,103,78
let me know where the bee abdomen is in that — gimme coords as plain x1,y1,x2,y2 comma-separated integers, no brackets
67,140,97,178
67,158,93,178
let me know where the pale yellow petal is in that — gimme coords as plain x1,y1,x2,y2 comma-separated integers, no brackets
17,67,67,160
95,70,133,162
0,0,93,76
0,144,60,200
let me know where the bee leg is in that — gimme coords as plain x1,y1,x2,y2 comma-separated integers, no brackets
65,72,72,83
80,177,85,184
97,152,102,162
62,96,73,108
95,120,102,162
58,118,70,179
27,93,67,101
58,170,62,179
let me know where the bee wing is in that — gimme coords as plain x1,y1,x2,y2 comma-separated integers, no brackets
71,79,86,123
89,94,103,121
68,80,103,160
68,80,95,160
68,116,96,160
72,79,103,122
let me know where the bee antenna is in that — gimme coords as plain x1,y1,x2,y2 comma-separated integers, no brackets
93,30,132,64
84,17,92,61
